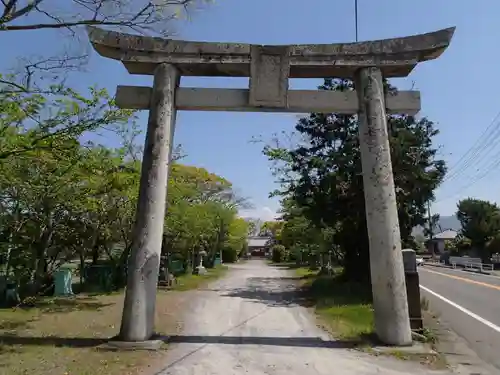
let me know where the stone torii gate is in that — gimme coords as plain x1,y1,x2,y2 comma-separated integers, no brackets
87,26,454,347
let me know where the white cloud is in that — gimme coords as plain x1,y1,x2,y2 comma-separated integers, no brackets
239,206,279,222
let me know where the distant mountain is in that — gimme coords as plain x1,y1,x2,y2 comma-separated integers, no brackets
411,215,461,238
438,215,461,231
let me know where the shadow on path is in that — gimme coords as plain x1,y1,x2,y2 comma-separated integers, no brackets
0,335,107,347
167,334,360,348
221,276,314,307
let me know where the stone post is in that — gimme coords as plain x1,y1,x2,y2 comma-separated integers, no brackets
402,249,423,330
355,67,412,346
119,63,179,342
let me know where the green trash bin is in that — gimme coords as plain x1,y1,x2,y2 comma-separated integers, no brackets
54,268,74,296
169,260,185,276
84,265,115,292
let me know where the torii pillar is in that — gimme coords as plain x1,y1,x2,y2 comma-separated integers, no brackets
87,26,454,346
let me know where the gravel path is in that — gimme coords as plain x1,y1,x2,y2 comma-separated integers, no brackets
158,260,453,375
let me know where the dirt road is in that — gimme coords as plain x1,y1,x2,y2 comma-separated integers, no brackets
158,260,452,375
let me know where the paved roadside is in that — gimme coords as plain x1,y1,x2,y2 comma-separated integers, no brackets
158,260,453,375
419,266,500,371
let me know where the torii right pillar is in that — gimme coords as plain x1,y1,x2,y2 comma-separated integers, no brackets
355,67,413,345
354,28,454,344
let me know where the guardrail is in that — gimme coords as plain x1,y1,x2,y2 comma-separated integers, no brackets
462,262,494,272
449,257,494,273
423,256,494,274
449,256,482,268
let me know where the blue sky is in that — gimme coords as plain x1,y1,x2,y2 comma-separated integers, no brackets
2,0,500,220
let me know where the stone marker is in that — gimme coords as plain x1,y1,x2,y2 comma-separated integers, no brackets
402,249,423,331
87,26,454,347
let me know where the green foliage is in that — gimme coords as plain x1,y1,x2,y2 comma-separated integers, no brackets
486,234,500,258
0,82,134,160
0,80,246,296
451,235,472,254
424,213,441,239
271,244,287,263
264,78,445,283
221,218,249,263
259,221,283,239
443,239,455,253
456,198,500,260
163,164,247,268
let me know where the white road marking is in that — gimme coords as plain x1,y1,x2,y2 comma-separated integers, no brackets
419,285,500,334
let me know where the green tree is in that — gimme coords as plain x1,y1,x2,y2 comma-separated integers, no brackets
0,85,136,291
163,163,244,271
259,220,283,239
222,218,249,262
0,76,245,296
456,198,500,260
264,78,445,283
0,83,134,159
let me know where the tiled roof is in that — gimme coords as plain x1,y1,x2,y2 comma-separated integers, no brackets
433,229,458,240
247,237,271,247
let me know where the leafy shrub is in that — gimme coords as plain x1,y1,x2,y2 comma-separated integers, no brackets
222,247,238,263
271,244,287,263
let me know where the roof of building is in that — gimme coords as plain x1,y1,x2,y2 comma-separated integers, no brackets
432,229,458,240
247,236,271,248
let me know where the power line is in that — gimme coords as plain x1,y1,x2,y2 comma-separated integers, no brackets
434,109,500,204
442,109,500,184
436,147,500,203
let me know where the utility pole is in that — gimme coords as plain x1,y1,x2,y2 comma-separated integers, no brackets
427,201,434,239
427,201,436,256
354,0,359,42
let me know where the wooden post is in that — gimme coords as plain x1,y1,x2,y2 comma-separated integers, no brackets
119,63,179,342
355,67,412,346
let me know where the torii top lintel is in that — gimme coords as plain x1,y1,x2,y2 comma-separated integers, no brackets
87,26,455,79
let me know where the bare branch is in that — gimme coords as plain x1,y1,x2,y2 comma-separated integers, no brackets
2,0,44,23
0,0,17,21
0,0,206,36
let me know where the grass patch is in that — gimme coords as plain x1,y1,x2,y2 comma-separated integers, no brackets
172,265,228,291
294,267,318,279
0,265,229,374
294,267,374,341
0,291,190,375
289,266,446,369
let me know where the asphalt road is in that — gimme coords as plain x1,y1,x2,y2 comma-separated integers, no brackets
419,266,500,371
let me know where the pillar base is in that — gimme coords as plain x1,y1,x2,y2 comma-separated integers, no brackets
97,334,168,351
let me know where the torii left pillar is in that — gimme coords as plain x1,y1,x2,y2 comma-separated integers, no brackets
119,63,179,342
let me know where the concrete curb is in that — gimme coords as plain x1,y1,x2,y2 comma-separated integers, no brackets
462,268,491,275
421,262,452,269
